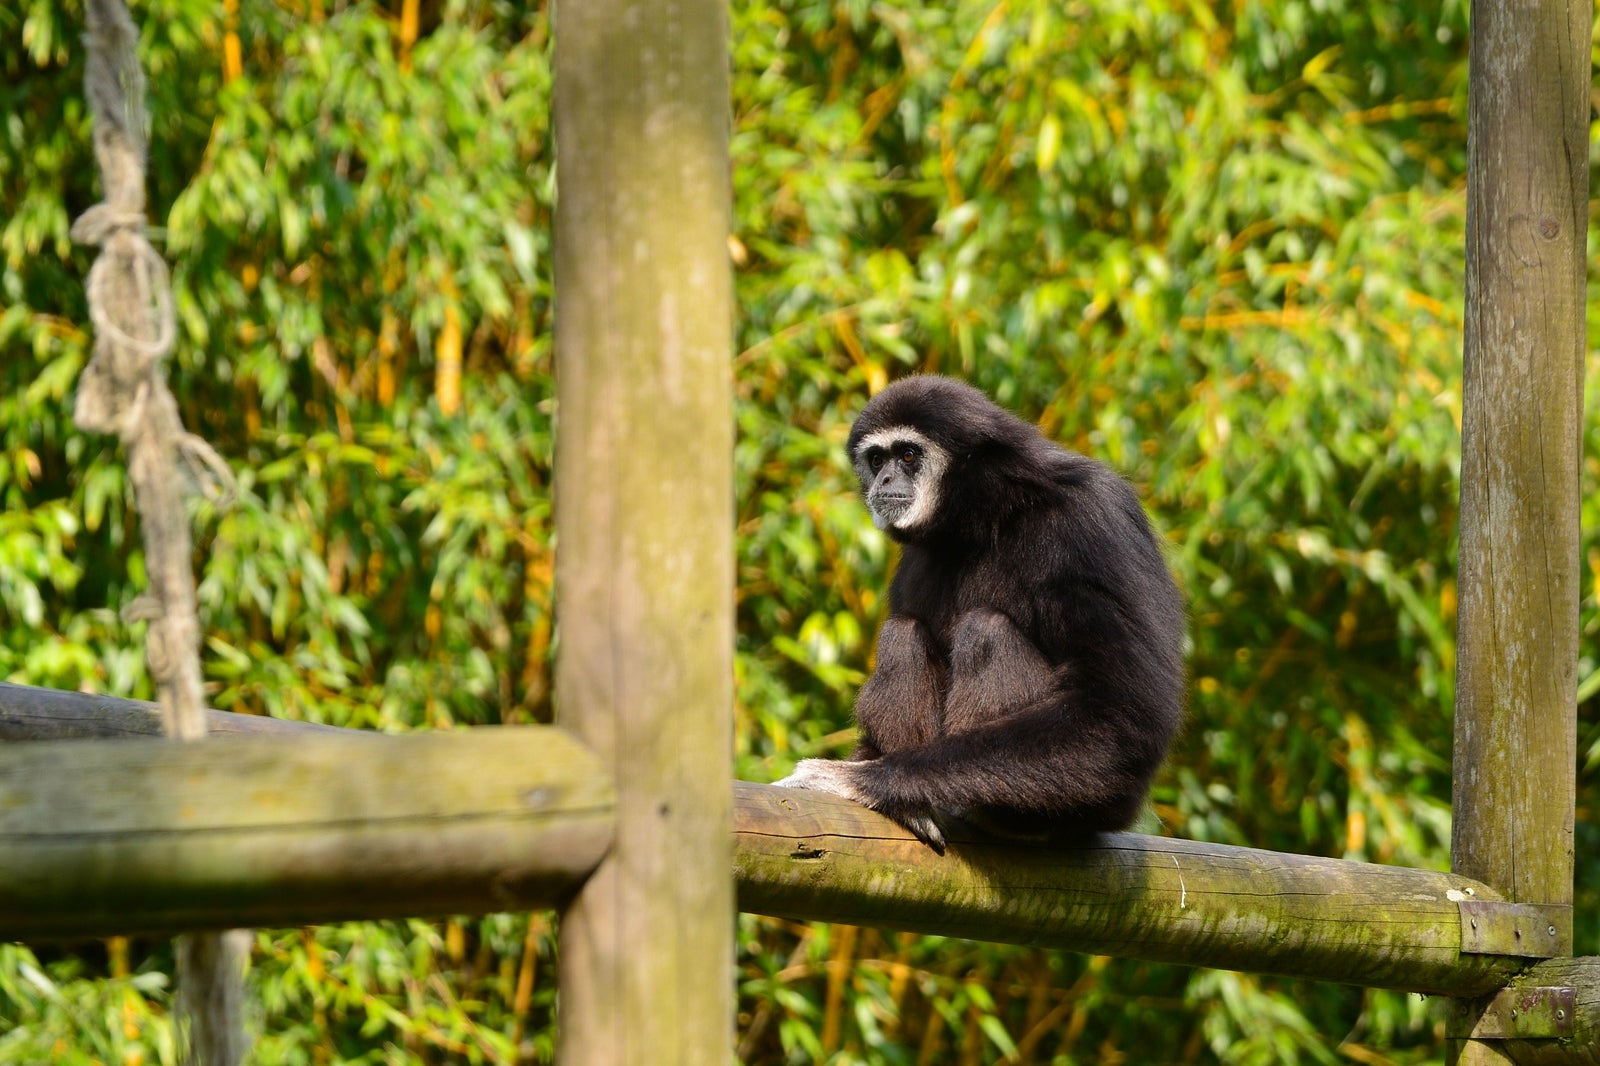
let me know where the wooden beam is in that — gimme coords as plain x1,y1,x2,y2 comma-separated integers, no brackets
0,681,350,740
735,782,1525,997
550,0,735,1060
0,688,1562,1000
0,728,613,940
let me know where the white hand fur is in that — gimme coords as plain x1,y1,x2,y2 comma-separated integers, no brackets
771,759,867,804
773,759,945,850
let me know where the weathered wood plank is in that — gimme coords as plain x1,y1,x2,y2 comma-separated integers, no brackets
0,681,350,740
0,728,613,939
734,782,1523,996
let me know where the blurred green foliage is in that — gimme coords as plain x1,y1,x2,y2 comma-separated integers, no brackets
2,0,1598,1062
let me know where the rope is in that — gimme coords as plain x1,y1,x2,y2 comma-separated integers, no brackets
74,1,245,1062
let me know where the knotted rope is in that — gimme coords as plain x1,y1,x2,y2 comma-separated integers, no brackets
74,1,245,1062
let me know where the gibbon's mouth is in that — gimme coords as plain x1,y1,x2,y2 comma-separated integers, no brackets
870,493,913,527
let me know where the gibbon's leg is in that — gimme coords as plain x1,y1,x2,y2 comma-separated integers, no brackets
942,609,1055,736
851,615,946,756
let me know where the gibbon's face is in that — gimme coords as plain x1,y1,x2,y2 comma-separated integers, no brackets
852,426,951,534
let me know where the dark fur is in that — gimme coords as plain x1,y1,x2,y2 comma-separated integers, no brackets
843,376,1185,842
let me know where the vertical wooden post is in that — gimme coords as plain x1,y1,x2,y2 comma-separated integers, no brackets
551,1,733,1063
1452,0,1588,1061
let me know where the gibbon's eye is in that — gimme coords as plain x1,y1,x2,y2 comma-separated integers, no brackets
898,444,922,467
864,447,886,474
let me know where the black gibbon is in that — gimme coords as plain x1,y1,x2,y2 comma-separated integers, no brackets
775,376,1185,851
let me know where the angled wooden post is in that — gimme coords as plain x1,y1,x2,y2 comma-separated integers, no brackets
1451,0,1588,1061
551,0,734,1062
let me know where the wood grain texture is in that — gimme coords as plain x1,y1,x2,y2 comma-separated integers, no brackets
550,0,735,1060
1452,0,1589,1060
1452,0,1586,905
736,782,1523,996
0,728,613,940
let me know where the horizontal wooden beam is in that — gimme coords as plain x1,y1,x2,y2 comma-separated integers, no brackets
0,685,1556,999
0,681,349,740
0,728,613,940
734,782,1526,997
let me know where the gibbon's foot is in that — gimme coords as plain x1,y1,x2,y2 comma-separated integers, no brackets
773,759,946,852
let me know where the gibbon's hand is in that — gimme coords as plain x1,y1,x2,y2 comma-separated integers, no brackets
774,759,946,852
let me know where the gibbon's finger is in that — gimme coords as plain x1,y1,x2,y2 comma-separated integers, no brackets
893,807,946,853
